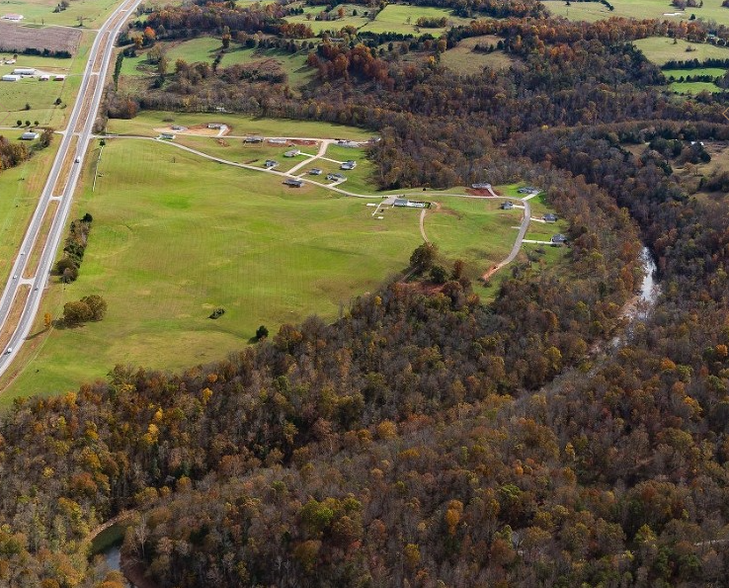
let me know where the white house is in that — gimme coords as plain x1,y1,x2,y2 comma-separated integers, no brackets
1,74,20,82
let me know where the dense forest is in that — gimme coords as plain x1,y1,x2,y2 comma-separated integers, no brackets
6,0,729,586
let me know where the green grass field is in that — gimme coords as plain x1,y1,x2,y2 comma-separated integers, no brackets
285,3,470,35
0,137,541,403
0,133,59,285
425,197,519,277
545,0,729,24
0,138,423,401
670,81,723,93
0,0,119,27
634,37,729,66
663,67,727,79
361,4,471,35
440,35,513,74
106,110,375,140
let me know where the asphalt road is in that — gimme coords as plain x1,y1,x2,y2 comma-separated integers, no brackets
0,0,142,376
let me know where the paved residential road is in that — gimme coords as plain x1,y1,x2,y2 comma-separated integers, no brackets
0,0,143,377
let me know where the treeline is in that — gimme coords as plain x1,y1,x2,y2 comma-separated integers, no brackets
55,213,93,283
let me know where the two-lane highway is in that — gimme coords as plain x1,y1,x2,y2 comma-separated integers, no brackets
0,0,142,376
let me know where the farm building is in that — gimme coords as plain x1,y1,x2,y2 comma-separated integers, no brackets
284,149,300,158
1,13,23,21
12,68,34,76
283,178,304,187
340,160,357,170
1,74,20,82
20,132,38,140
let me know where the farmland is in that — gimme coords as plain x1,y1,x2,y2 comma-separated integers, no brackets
634,37,729,66
0,0,120,28
106,110,375,140
284,3,471,35
0,133,544,401
440,34,514,74
545,0,729,24
0,21,80,53
0,33,92,126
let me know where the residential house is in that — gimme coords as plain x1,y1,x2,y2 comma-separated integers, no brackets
244,136,263,143
20,131,38,140
283,178,304,187
326,173,346,181
500,201,514,210
309,168,323,175
340,160,357,170
551,234,568,244
472,182,491,190
264,160,278,168
543,213,558,222
159,132,175,140
284,149,300,158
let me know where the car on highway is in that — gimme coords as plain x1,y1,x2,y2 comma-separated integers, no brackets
75,157,80,163
5,347,12,354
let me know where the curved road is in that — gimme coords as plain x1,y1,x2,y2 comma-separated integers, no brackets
0,0,142,376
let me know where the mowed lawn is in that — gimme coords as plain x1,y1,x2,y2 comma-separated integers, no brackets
440,35,514,74
424,197,519,278
107,110,375,140
0,138,425,401
545,0,729,24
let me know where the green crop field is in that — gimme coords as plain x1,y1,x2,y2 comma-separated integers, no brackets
0,0,120,27
545,0,729,24
634,37,729,66
106,110,375,140
286,4,370,34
